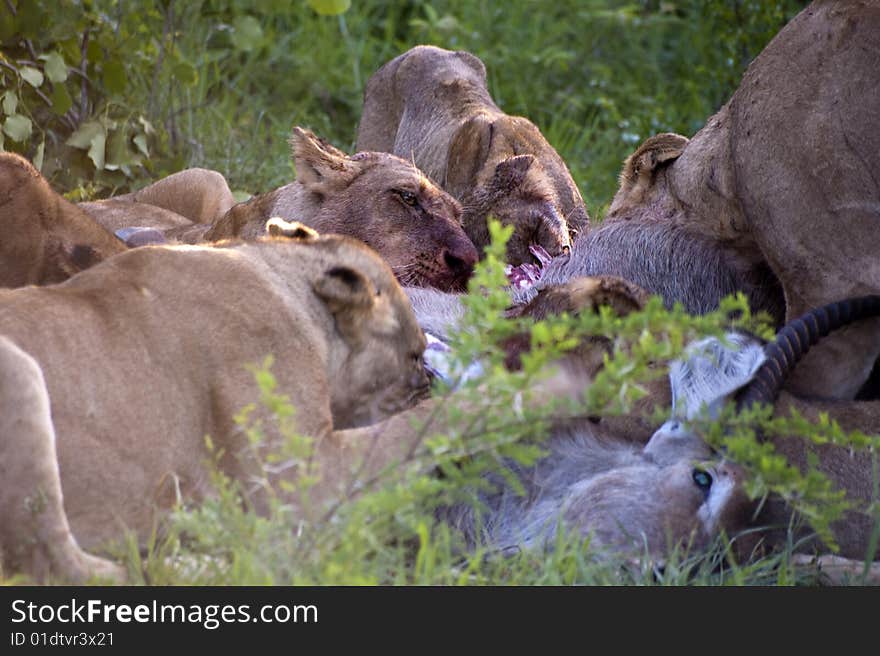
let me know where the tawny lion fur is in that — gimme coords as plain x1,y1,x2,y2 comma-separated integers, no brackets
605,0,880,400
0,153,127,288
0,231,434,583
356,45,590,265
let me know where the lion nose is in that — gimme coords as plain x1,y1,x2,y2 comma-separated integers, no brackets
440,239,478,279
533,206,571,257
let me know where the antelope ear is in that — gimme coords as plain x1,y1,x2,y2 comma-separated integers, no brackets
265,217,319,241
313,266,376,345
290,126,361,195
445,114,494,198
612,133,689,210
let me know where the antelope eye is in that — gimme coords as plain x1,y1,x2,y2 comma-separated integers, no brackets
692,469,713,492
396,190,418,206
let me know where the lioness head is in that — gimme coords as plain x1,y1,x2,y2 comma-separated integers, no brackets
290,127,479,292
0,152,127,287
446,114,589,266
298,235,431,428
606,132,691,222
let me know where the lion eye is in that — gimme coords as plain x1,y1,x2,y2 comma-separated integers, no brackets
692,468,713,494
396,190,419,207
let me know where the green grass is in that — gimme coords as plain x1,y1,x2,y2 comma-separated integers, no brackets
3,1,808,209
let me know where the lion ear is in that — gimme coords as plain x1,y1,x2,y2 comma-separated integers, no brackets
613,133,689,209
265,217,319,241
445,114,494,198
488,154,535,198
313,266,377,345
290,126,361,195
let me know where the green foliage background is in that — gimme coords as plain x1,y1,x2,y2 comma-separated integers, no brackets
1,0,807,212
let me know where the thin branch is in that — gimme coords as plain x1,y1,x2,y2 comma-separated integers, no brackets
31,85,52,107
66,67,91,82
79,29,89,124
23,38,38,62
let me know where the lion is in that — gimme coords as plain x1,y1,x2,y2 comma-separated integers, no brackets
0,222,438,583
81,128,480,291
80,167,236,232
356,45,590,266
0,152,128,287
603,1,880,400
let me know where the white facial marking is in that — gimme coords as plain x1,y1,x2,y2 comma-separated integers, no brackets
697,471,735,533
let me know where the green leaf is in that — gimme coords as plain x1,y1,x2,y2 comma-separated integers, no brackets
86,40,102,64
138,116,156,136
2,90,17,115
133,133,149,157
307,0,351,15
19,66,44,88
66,120,107,170
66,120,105,149
172,61,198,86
102,60,126,95
33,140,45,172
39,52,68,83
231,15,264,52
0,6,15,42
105,128,128,171
87,130,107,170
17,6,47,39
49,84,72,116
2,114,32,142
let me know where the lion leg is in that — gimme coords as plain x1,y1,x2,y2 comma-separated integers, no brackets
729,2,880,400
0,337,124,583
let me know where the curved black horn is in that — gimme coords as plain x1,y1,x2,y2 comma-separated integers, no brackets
736,295,880,409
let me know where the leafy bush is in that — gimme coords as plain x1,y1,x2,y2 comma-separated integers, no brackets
118,222,877,586
3,0,808,205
